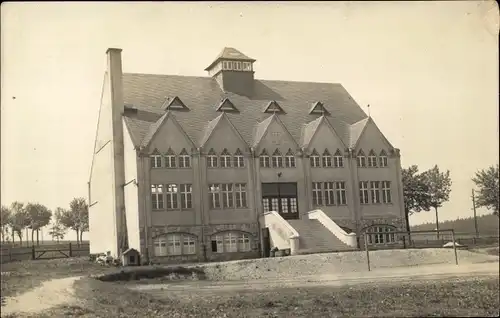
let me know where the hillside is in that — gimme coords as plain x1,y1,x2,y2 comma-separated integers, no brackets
411,214,499,237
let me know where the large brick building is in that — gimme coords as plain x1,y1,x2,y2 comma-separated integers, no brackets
89,47,406,263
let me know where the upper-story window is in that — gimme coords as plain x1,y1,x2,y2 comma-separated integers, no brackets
333,149,344,168
242,62,252,71
357,150,367,167
150,152,162,169
233,148,245,168
310,149,321,168
379,150,388,167
222,61,232,70
284,149,296,168
207,148,218,168
322,149,333,167
165,148,176,168
234,61,242,70
179,148,191,168
259,149,270,168
220,149,232,168
271,149,283,168
368,150,377,167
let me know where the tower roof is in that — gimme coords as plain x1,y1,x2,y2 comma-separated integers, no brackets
205,47,256,71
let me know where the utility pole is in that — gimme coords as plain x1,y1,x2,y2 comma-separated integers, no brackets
472,189,479,238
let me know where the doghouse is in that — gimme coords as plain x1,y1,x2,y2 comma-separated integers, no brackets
122,248,140,266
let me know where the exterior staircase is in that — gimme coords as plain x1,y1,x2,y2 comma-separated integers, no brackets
287,219,355,254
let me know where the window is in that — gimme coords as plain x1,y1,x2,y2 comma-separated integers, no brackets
370,181,381,204
234,61,242,70
284,149,296,168
271,149,283,168
209,184,221,208
153,236,167,256
234,149,245,168
335,181,347,205
167,234,182,255
368,150,377,167
281,198,289,213
223,61,232,70
151,184,164,210
166,184,178,209
357,150,366,167
382,181,392,203
180,184,192,209
183,235,196,254
222,184,234,208
333,149,344,168
290,198,298,213
322,149,333,167
366,226,396,245
207,148,218,168
310,149,321,167
151,153,162,168
312,182,323,206
359,181,369,204
212,232,252,253
220,149,232,168
324,182,335,205
262,198,270,212
260,149,270,168
379,150,388,167
165,148,176,168
235,183,247,208
242,62,252,71
179,148,191,168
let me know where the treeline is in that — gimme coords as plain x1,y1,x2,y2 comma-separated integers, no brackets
0,197,89,246
411,214,500,236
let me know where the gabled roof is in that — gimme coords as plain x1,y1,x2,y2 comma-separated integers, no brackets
205,47,256,71
301,116,348,149
122,73,370,148
161,96,189,111
199,112,248,148
349,117,370,148
216,98,238,112
252,114,298,149
309,101,330,115
140,111,195,149
263,100,285,114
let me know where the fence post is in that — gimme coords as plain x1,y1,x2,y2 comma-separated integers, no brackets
364,234,371,271
31,245,35,260
69,243,73,257
451,230,458,266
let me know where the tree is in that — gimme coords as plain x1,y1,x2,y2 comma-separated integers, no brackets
422,165,452,239
59,198,89,246
8,202,30,245
402,165,432,242
472,164,499,217
1,205,11,243
49,208,67,242
25,203,52,246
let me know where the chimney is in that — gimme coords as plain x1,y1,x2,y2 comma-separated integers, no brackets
106,48,127,253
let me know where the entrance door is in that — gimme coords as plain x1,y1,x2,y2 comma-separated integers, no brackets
261,183,299,220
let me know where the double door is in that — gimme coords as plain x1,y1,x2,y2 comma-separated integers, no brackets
261,183,299,220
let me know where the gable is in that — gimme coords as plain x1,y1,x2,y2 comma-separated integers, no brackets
255,115,298,152
202,113,248,151
263,100,285,114
216,98,238,113
145,113,195,153
309,101,330,115
162,96,189,111
307,117,346,151
355,118,394,152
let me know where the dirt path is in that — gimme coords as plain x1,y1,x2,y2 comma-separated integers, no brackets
1,276,82,316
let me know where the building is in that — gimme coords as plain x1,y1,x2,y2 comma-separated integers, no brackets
88,47,407,263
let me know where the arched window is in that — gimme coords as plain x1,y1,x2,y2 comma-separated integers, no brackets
233,148,245,168
207,148,218,168
357,150,366,167
310,149,320,168
365,225,396,245
333,149,344,168
259,149,270,168
211,231,252,253
179,148,191,168
220,149,232,168
322,149,332,167
284,149,296,168
271,149,283,168
368,150,377,167
379,150,388,167
153,233,197,256
165,148,176,168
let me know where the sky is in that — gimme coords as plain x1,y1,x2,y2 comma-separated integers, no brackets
1,2,499,241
